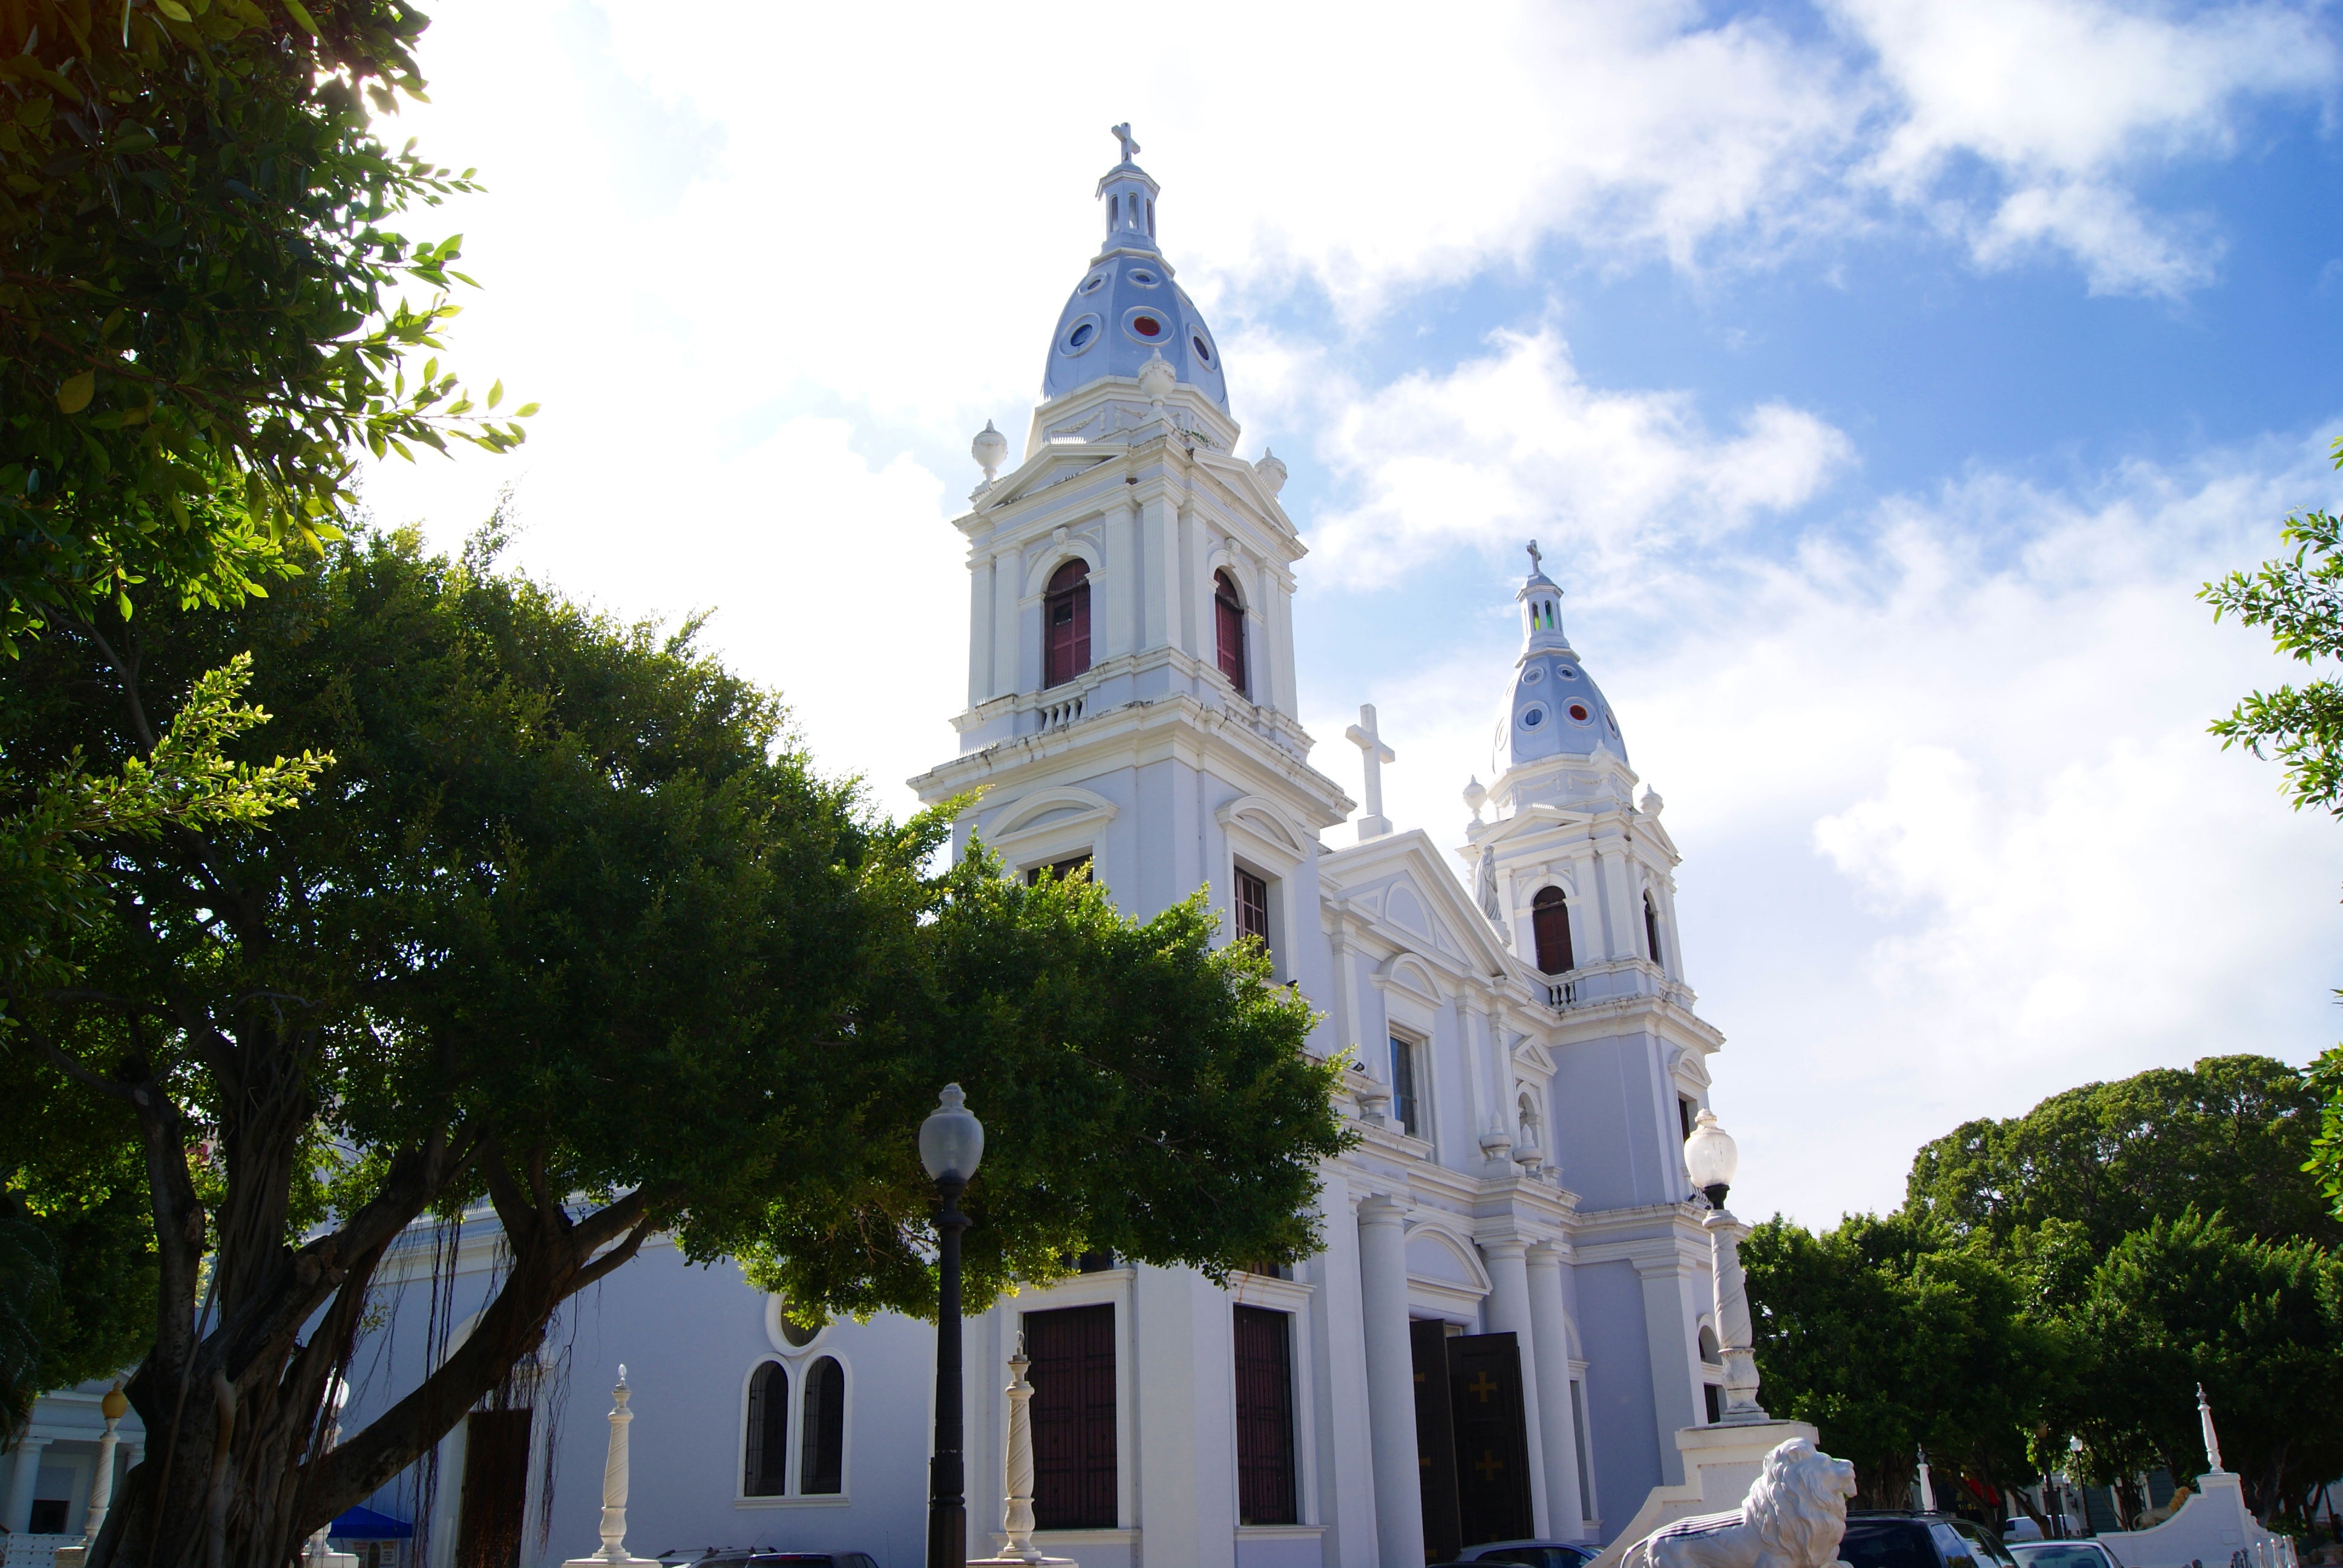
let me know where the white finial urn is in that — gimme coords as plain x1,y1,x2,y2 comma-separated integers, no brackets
1256,447,1288,495
1138,348,1177,408
972,419,1008,483
1464,776,1488,822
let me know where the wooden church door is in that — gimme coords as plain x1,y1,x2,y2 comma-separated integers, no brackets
1411,1323,1537,1557
1447,1333,1535,1544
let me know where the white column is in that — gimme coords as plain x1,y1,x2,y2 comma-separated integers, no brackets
1637,1261,1702,1484
4,1435,48,1533
563,1366,656,1567
1357,1197,1423,1568
993,547,1023,698
1527,1245,1587,1538
84,1414,119,1543
1480,1239,1552,1536
1311,1172,1382,1568
968,549,992,708
1707,1211,1767,1424
1001,1338,1039,1562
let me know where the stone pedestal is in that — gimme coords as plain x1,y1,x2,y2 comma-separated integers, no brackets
1586,1419,1822,1568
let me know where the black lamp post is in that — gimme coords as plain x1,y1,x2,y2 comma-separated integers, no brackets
921,1083,985,1568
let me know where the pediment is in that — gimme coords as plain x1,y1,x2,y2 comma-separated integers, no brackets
1511,1034,1556,1076
983,785,1118,851
982,453,1112,512
1376,952,1444,1006
1323,829,1513,976
1216,794,1310,858
1404,1223,1491,1295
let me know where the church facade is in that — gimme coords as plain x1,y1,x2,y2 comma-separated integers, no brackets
348,134,1732,1568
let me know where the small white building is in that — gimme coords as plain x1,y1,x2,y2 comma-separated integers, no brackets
343,131,1742,1568
1,1380,141,1568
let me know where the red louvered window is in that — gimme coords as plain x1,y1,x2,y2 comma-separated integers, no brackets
1531,886,1575,975
1027,1304,1118,1528
1044,560,1092,688
1236,867,1270,946
1214,570,1248,696
1233,1306,1298,1524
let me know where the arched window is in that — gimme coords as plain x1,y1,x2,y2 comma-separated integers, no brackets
1643,891,1664,970
800,1356,845,1495
1698,1325,1722,1364
1044,560,1092,688
744,1361,788,1497
1516,1090,1542,1155
1214,570,1248,696
1531,886,1574,975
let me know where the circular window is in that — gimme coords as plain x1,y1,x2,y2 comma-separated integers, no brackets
1521,705,1547,729
767,1295,823,1352
1081,275,1106,294
1124,310,1165,342
1559,667,1579,679
1191,334,1213,365
1523,666,1544,685
1129,269,1160,286
1567,702,1592,724
1060,315,1101,356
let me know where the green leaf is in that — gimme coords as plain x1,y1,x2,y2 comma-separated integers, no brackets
278,0,320,36
486,379,502,410
56,372,95,414
154,0,192,19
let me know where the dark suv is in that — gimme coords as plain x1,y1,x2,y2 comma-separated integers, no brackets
1840,1513,2021,1568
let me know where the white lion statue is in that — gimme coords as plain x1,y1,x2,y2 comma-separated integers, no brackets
1622,1438,1860,1568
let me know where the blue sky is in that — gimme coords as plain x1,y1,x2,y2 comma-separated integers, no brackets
362,0,2343,1227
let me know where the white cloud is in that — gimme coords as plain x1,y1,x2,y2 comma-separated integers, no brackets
1302,328,1855,587
1838,0,2337,294
1304,405,2343,1225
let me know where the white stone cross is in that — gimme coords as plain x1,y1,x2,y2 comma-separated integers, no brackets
1346,704,1395,842
1527,538,1542,573
1112,122,1140,163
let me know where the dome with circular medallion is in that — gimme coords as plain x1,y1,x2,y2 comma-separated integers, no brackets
1041,125,1230,413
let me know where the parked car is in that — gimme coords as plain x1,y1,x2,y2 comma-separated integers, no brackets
1839,1512,2022,1568
2009,1542,2121,1568
1434,1541,1599,1568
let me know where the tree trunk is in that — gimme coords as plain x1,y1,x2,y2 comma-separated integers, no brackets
80,1114,655,1567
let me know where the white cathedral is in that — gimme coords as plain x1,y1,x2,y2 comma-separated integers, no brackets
327,132,1746,1568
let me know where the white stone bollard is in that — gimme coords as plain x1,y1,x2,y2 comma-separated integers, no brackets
563,1366,658,1568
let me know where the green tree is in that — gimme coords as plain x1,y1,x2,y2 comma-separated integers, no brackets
1,0,527,1425
0,527,1351,1567
1,0,528,644
1743,1212,2069,1516
2200,439,2343,1216
1903,1055,2338,1260
2066,1210,2343,1524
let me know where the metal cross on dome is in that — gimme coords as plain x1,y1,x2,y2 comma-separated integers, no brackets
1112,122,1141,163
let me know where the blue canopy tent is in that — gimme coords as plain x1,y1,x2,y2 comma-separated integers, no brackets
326,1505,413,1540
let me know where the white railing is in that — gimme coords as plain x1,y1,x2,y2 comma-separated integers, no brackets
1037,693,1084,730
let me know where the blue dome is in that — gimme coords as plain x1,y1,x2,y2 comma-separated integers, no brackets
1508,650,1628,767
1040,142,1230,413
1507,559,1627,766
1042,253,1230,411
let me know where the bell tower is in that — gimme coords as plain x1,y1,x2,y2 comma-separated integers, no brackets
910,129,1351,1031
